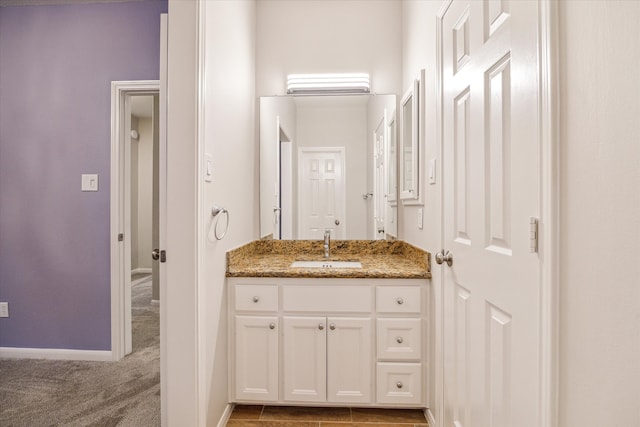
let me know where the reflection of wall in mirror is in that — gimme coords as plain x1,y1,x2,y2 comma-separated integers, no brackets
259,97,296,239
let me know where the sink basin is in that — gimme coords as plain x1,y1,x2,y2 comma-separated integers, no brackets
290,260,362,269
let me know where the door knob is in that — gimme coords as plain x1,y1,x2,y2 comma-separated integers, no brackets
151,249,160,261
335,219,340,226
435,250,453,266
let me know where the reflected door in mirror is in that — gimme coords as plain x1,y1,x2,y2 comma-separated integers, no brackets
298,147,345,239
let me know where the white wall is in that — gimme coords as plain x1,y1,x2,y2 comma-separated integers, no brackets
135,116,153,271
165,1,198,424
401,1,443,422
558,2,640,426
201,1,257,426
130,115,140,270
256,0,402,96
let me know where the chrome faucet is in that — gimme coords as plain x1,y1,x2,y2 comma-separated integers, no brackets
324,229,331,258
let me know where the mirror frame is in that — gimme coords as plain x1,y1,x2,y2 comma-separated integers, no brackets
400,78,419,201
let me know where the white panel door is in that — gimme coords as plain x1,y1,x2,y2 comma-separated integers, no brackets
440,1,541,426
283,316,327,402
327,317,372,403
298,148,346,239
235,316,279,401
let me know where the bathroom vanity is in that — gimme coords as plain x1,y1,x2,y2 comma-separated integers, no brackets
226,240,430,408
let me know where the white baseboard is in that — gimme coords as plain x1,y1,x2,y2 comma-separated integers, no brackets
216,403,235,427
132,267,152,275
0,347,113,361
426,408,436,427
132,275,153,286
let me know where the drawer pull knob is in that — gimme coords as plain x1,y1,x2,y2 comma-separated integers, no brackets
329,323,336,330
396,336,404,344
396,381,403,389
396,297,404,305
252,296,259,303
269,323,276,330
319,324,325,330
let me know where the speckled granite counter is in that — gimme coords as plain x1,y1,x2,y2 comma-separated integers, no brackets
226,240,431,279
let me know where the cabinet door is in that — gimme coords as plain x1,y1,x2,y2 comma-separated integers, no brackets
327,317,372,403
235,316,278,401
283,316,327,402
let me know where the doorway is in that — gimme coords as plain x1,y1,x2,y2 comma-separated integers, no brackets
110,81,162,360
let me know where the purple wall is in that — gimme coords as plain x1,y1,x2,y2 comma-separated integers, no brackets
0,0,168,351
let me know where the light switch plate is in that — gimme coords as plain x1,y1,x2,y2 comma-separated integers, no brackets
81,174,99,192
0,302,8,318
428,158,436,184
418,208,424,229
205,153,213,183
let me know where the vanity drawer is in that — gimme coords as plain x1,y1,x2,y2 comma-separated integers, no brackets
376,362,422,405
376,286,421,313
235,285,278,312
377,318,422,361
282,285,372,313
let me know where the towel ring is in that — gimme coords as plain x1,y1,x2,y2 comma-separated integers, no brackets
211,205,229,240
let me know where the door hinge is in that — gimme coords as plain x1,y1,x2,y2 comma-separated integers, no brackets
529,217,538,253
160,250,167,263
118,233,124,242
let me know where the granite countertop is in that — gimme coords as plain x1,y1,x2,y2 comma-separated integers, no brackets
226,239,431,279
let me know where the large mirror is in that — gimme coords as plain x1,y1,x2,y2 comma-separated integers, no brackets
260,94,398,240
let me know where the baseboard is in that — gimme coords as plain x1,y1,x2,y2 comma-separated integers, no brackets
132,267,152,275
132,275,153,286
426,408,436,427
0,347,113,361
216,403,235,427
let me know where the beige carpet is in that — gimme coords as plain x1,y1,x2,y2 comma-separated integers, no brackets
0,277,160,426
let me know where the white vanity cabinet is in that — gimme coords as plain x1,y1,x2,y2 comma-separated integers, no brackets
228,277,427,408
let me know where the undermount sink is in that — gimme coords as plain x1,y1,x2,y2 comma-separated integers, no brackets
290,260,363,269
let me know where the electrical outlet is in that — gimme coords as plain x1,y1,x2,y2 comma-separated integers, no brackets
0,302,8,318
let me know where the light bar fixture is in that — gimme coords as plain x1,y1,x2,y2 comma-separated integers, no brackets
286,73,370,95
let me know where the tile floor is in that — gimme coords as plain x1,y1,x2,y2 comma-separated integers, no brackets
226,405,429,427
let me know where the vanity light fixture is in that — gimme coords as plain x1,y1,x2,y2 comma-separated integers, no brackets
286,73,370,95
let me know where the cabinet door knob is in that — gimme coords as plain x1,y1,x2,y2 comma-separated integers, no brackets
318,324,325,330
269,323,275,330
396,336,404,344
252,296,259,303
396,381,403,389
396,297,404,305
329,323,336,330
